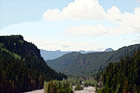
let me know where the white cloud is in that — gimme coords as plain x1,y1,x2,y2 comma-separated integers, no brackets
43,0,106,21
43,9,64,21
106,7,140,29
43,0,140,36
66,24,137,36
25,38,105,51
137,0,140,3
66,7,140,36
66,24,108,36
43,0,140,23
1,0,139,51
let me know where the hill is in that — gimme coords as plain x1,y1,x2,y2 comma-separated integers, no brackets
100,50,140,93
0,35,67,93
46,44,140,76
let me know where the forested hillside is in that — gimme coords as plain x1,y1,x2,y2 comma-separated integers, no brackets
100,50,140,93
0,35,67,93
46,44,140,76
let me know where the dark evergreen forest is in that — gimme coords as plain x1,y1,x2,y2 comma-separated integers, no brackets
99,50,140,93
0,35,67,93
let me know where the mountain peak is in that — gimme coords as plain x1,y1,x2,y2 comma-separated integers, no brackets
104,48,114,52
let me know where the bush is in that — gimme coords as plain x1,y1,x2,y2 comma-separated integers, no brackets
84,80,95,87
44,80,73,93
75,83,83,90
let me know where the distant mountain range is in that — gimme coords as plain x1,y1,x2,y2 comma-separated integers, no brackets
40,50,70,61
46,44,140,76
40,48,114,60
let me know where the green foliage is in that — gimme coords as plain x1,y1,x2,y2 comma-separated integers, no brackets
1,47,21,60
44,80,73,93
0,43,4,47
83,80,95,87
101,50,140,93
0,35,67,93
75,83,83,90
47,44,140,76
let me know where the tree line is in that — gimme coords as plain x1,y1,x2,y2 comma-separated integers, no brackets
98,50,140,93
0,35,67,93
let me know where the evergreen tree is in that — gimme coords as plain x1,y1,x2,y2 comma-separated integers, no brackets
100,50,140,93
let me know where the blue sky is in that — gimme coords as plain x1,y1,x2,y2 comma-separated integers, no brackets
0,0,140,51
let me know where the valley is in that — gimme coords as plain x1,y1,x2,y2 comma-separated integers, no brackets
0,35,140,93
1,0,140,92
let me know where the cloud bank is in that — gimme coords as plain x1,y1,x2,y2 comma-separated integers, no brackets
43,0,140,36
43,0,106,21
26,38,104,51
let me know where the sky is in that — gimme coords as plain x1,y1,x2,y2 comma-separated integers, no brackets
0,0,140,51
